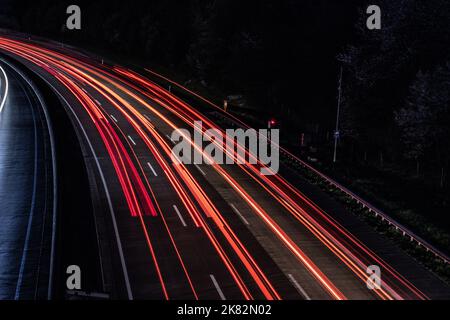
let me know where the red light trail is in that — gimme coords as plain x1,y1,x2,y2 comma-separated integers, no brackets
0,36,430,300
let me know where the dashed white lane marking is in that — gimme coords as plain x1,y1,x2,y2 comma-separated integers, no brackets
147,162,158,177
94,99,101,106
143,114,155,127
110,115,118,123
194,164,206,176
166,134,175,144
287,273,311,300
210,275,226,300
173,205,187,227
128,135,137,146
230,204,250,225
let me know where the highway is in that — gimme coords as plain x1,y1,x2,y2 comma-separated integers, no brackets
0,35,449,300
0,59,55,299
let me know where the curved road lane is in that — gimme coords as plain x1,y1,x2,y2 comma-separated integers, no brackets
0,60,54,299
1,37,449,300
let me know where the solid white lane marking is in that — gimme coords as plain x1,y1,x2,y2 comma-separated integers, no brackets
41,78,133,299
230,204,250,225
128,135,137,146
210,275,226,300
15,82,38,300
110,115,118,123
194,164,206,176
287,274,311,300
173,205,187,227
147,162,158,177
3,60,60,299
0,64,9,113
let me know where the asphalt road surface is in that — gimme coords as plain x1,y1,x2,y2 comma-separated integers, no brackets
0,35,449,300
0,59,54,299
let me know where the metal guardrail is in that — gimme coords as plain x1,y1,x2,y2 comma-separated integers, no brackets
211,111,450,266
280,149,450,265
139,68,450,265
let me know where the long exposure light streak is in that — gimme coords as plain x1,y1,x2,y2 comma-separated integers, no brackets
0,36,429,300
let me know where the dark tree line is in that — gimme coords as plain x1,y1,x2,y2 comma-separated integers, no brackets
2,0,449,187
339,0,450,187
4,0,357,125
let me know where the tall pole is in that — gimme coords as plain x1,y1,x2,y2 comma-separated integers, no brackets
333,66,343,163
